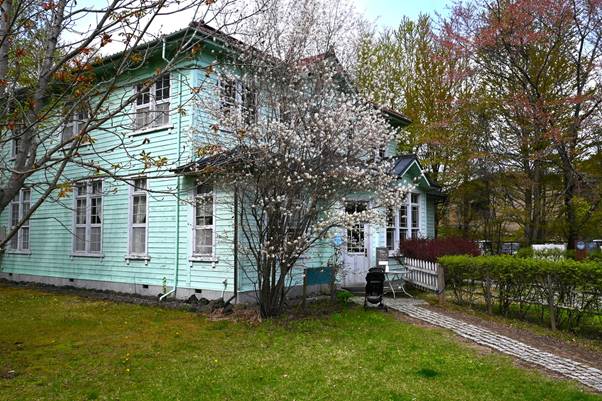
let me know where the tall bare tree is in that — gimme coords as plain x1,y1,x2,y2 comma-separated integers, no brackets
0,0,265,248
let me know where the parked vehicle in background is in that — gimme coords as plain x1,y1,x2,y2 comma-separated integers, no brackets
500,242,521,255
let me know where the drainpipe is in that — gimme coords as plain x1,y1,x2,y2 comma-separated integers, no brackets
160,43,184,301
233,187,238,303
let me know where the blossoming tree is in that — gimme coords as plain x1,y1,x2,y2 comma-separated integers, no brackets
191,0,410,316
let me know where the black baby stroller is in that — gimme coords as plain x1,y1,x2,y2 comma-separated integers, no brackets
364,267,387,311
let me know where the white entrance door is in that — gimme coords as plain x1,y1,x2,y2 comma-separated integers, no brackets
342,201,371,286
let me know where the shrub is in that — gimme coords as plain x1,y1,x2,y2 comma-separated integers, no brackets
398,238,480,262
335,289,353,304
588,252,602,262
438,255,602,331
515,247,533,258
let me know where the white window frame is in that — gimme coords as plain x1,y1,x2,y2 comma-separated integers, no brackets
8,188,31,253
72,180,103,256
410,193,420,239
10,136,19,160
385,193,421,254
133,74,171,132
127,177,149,259
345,200,368,255
192,183,216,259
61,108,89,143
385,208,396,252
218,75,258,125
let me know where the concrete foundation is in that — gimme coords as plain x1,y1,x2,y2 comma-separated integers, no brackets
0,272,231,301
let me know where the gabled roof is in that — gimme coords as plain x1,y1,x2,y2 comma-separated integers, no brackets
392,154,445,198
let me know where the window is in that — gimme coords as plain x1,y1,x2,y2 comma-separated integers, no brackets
387,195,419,253
194,184,214,256
411,193,420,239
219,76,236,115
10,136,20,159
73,181,103,254
285,202,305,244
345,201,367,254
129,178,148,256
219,76,257,124
241,83,258,124
386,209,395,251
9,188,30,252
399,205,408,236
62,109,88,142
135,74,170,131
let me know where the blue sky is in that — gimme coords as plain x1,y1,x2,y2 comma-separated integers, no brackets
353,0,453,29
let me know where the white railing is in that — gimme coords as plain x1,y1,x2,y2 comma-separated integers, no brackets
404,257,444,293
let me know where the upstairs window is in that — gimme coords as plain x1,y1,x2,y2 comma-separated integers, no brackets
218,76,257,124
241,83,258,124
9,188,31,252
219,76,236,115
10,135,20,160
194,184,214,257
73,181,103,254
129,178,148,256
62,109,89,143
135,74,170,131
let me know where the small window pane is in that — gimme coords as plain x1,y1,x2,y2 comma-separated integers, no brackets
75,227,86,251
411,205,419,229
76,199,87,224
90,197,102,224
131,227,146,254
137,85,150,105
89,227,101,252
91,181,102,194
386,209,395,251
76,184,87,196
136,107,150,130
63,124,75,141
132,195,146,224
154,102,169,126
9,233,18,249
134,178,147,191
11,203,19,226
20,227,29,250
195,228,213,255
155,75,170,101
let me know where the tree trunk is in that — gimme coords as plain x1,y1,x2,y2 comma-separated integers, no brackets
563,169,577,250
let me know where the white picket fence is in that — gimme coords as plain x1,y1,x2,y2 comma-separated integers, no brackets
404,257,445,293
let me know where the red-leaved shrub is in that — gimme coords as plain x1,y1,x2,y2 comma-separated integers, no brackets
398,238,480,262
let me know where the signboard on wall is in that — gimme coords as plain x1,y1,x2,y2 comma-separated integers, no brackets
376,247,388,270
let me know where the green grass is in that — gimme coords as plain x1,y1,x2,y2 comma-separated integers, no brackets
0,285,600,401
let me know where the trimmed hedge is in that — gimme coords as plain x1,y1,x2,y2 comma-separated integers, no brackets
438,255,602,331
398,238,480,262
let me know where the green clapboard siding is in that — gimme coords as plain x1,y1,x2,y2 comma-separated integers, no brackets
0,55,237,295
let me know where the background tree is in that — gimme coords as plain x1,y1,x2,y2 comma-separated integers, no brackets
445,0,602,247
355,15,486,237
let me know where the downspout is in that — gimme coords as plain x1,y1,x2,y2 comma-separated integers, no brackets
160,39,183,301
233,186,238,303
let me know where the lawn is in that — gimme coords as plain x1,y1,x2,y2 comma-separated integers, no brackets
0,284,600,401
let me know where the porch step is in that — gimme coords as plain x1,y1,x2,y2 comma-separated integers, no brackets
341,286,365,295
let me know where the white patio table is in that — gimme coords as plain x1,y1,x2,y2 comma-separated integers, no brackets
384,268,412,299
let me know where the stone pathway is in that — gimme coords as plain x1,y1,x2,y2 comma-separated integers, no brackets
355,297,602,392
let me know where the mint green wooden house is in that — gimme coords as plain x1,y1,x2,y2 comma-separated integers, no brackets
0,25,443,300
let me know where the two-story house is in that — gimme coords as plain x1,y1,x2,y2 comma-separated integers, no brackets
0,23,443,301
